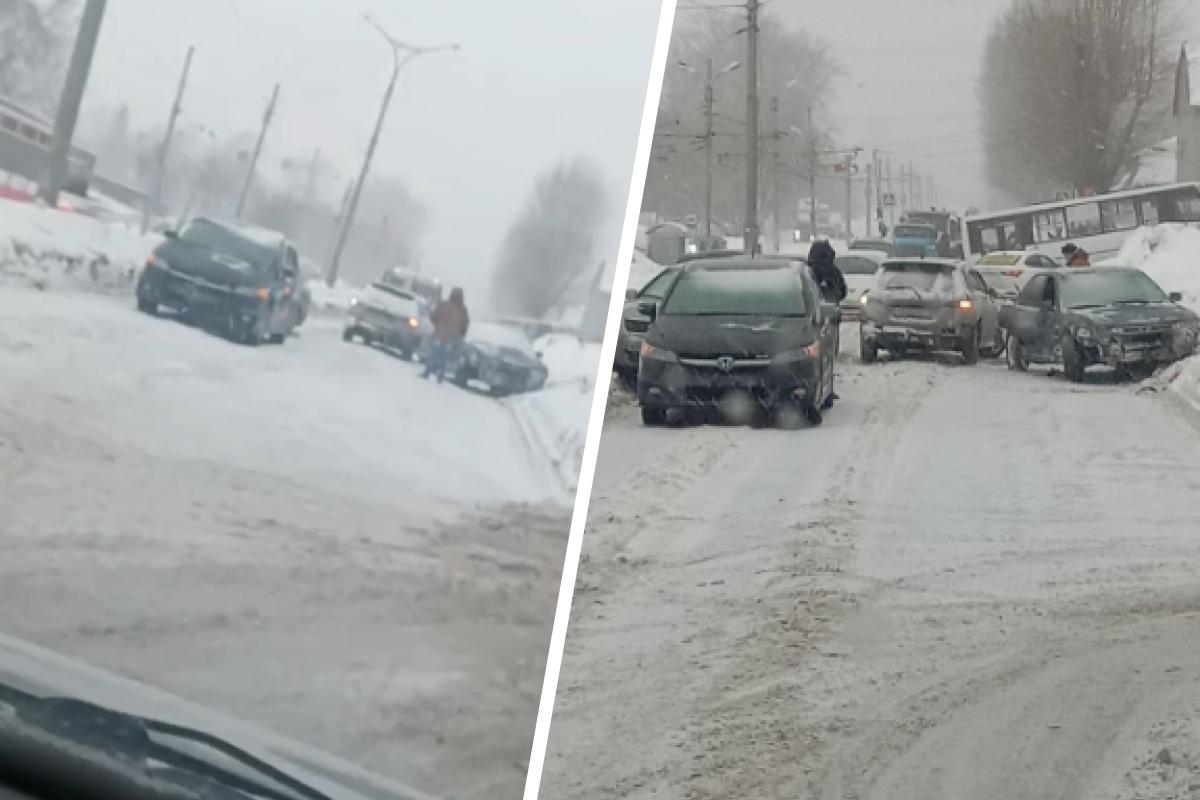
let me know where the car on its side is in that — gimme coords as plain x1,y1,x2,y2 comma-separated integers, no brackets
972,250,1062,303
135,218,305,346
450,321,549,397
859,258,1005,364
835,250,887,315
636,256,840,428
999,266,1199,382
342,282,431,359
849,238,895,256
891,221,939,258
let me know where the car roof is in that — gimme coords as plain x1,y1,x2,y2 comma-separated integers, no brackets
881,257,961,268
680,255,805,271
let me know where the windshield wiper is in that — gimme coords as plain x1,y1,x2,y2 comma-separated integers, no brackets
0,684,333,800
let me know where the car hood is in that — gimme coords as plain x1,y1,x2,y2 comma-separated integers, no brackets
649,314,818,357
0,630,439,800
156,239,268,289
1072,303,1198,329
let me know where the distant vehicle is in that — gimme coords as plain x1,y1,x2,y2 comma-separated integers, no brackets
834,250,887,314
0,630,433,800
849,238,895,255
902,209,964,256
794,198,835,243
635,256,839,428
342,283,431,359
891,221,940,257
999,266,1199,381
379,267,443,308
450,321,549,397
962,182,1200,262
614,265,680,382
135,218,305,346
972,251,1062,302
859,258,1005,364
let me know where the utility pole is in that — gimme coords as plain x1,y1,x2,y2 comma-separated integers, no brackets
302,147,323,209
807,105,817,239
771,96,781,253
328,16,458,287
235,83,280,220
743,0,760,254
885,156,894,229
141,46,193,234
864,162,873,241
843,154,854,245
40,0,107,207
703,58,715,241
323,178,355,275
908,160,917,212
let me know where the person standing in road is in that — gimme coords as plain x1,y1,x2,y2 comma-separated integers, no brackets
422,287,470,383
806,239,847,304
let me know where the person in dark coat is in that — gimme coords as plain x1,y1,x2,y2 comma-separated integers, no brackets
807,239,847,304
422,287,470,383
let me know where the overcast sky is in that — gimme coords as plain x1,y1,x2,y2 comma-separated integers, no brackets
767,0,1200,211
80,0,664,295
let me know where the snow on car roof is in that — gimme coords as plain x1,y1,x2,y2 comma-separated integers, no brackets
191,217,286,250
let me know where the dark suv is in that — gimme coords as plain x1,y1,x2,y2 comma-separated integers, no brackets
1000,266,1199,381
636,256,840,427
135,218,305,346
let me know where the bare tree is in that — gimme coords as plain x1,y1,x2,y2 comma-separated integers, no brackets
490,158,608,319
979,0,1179,201
0,0,78,114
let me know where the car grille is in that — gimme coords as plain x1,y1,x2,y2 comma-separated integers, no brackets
624,318,650,333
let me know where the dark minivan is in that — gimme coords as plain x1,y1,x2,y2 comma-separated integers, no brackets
636,256,840,427
135,218,306,346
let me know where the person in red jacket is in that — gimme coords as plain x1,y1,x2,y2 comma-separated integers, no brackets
1062,242,1091,267
422,287,470,383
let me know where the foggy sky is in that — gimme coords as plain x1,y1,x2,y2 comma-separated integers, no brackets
769,0,1200,211
80,0,663,297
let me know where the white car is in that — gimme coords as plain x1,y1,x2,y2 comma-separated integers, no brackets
834,249,888,313
971,250,1063,301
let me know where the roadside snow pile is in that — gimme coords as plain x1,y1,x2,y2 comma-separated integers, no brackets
1111,224,1200,412
506,333,601,503
305,278,358,316
0,197,160,292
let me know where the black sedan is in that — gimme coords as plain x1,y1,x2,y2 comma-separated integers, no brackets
449,321,549,397
135,218,305,346
1000,266,1199,381
636,256,839,427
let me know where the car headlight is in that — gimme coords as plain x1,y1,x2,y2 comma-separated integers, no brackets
1074,325,1093,341
640,341,677,362
146,254,168,271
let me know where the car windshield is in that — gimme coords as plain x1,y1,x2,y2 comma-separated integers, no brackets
879,263,957,293
177,220,275,272
976,270,1024,296
662,266,809,316
1060,269,1169,308
894,224,937,241
836,257,881,275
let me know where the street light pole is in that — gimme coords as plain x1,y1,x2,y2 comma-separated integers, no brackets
40,0,106,208
142,46,194,234
743,0,760,254
235,82,280,220
326,16,458,288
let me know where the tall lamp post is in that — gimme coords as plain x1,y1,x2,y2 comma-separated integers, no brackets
676,58,739,243
326,17,458,287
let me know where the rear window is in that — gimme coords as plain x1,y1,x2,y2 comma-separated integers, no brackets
179,220,276,272
879,263,957,293
836,256,880,275
894,224,937,241
663,267,809,316
977,253,1022,266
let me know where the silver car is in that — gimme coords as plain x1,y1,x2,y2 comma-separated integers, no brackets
859,258,1005,364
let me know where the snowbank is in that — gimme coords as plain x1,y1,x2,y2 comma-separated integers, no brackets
1108,224,1200,412
0,197,160,292
505,333,602,502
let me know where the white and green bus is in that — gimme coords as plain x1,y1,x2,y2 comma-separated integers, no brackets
962,182,1200,262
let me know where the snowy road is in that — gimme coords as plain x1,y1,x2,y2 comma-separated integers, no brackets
0,288,568,800
540,336,1200,800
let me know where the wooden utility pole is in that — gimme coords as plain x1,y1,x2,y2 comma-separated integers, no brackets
235,83,280,219
743,0,760,254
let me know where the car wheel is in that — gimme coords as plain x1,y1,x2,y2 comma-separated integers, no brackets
803,403,824,427
342,327,355,343
772,403,806,430
136,296,158,316
641,406,667,426
860,335,878,364
398,348,414,362
961,325,980,365
267,333,286,345
1062,335,1085,383
237,313,266,347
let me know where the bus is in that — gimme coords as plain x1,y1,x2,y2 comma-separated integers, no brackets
962,182,1200,262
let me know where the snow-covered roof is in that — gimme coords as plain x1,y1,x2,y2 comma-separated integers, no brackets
1113,136,1177,190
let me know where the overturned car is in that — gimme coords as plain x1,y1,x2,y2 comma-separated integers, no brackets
1000,266,1199,382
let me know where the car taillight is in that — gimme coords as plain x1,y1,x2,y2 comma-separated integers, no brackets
408,318,419,328
957,298,974,311
256,288,270,300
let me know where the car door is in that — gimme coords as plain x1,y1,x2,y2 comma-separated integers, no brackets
1010,274,1051,351
965,267,1000,343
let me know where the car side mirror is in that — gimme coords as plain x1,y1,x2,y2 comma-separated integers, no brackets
625,288,639,300
637,301,658,320
163,229,178,239
1169,291,1183,303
